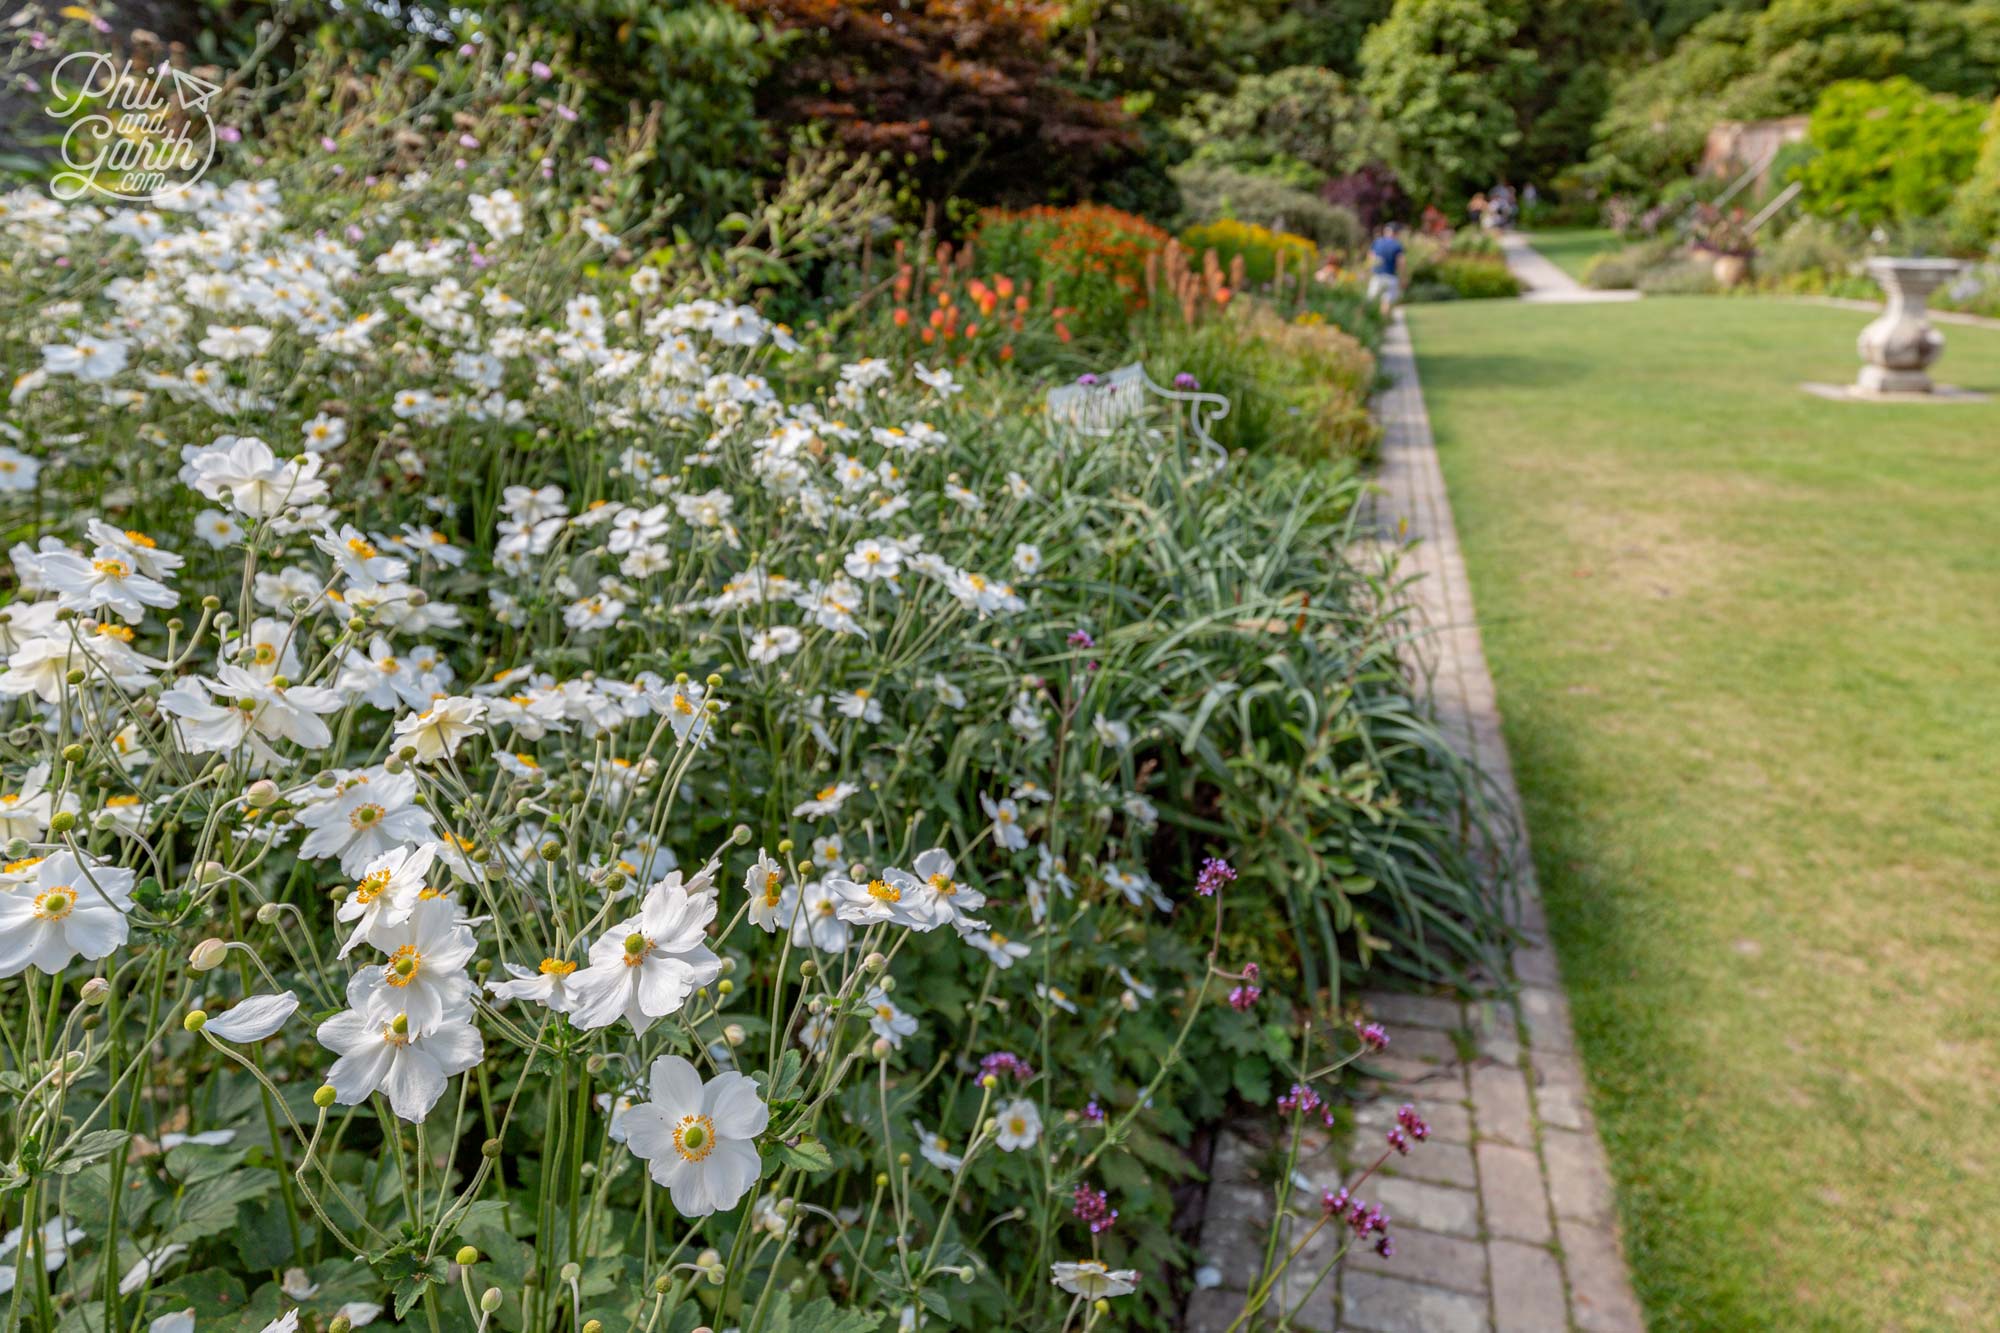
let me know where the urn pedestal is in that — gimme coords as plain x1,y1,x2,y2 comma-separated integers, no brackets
1856,258,1963,394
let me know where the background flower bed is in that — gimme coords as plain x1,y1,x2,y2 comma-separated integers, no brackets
0,21,1502,1333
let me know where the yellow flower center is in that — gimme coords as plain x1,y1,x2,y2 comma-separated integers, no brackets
384,945,422,986
354,869,393,904
33,886,74,920
92,557,131,578
349,802,386,830
866,879,900,903
672,1113,717,1162
378,657,400,673
764,871,783,906
623,933,652,966
347,537,378,559
97,624,135,643
815,785,839,802
106,795,139,808
251,643,276,665
672,694,695,715
5,856,44,873
538,957,577,977
123,529,157,548
928,872,955,896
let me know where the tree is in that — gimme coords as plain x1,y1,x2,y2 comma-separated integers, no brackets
1172,66,1393,187
1359,0,1533,202
732,0,1139,216
1358,0,1642,203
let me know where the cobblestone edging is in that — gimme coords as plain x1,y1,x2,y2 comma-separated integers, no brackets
1182,313,1643,1332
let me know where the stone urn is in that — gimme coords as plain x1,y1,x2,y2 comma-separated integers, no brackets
1856,257,1964,393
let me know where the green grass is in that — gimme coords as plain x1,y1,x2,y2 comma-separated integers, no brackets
1406,297,2000,1331
1522,228,1623,281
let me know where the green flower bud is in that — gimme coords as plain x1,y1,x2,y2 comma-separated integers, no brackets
60,743,85,765
183,1010,207,1033
480,1287,502,1314
730,823,751,846
49,811,76,834
314,1085,338,1109
456,1246,479,1266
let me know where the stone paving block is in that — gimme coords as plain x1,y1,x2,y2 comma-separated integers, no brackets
1477,1142,1553,1243
1518,986,1576,1055
1344,1226,1487,1294
1512,945,1560,987
1372,1175,1480,1238
1558,1216,1647,1332
1469,1062,1535,1147
1531,1051,1591,1132
1489,1239,1568,1333
1183,1287,1245,1333
1341,1271,1491,1333
1543,1127,1617,1225
1202,1182,1272,1242
1355,1094,1473,1147
1380,1025,1462,1065
1360,991,1464,1031
1269,1215,1344,1331
1468,999,1521,1067
1383,1139,1477,1190
1362,1056,1466,1092
1211,1129,1262,1184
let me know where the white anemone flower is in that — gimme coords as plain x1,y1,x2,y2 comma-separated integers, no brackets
980,793,1029,851
391,695,486,763
317,978,484,1123
294,770,435,877
567,879,723,1033
884,848,987,930
38,547,179,623
0,850,133,978
351,898,477,1035
0,1217,85,1294
994,1098,1042,1152
1051,1260,1138,1299
333,842,436,958
620,1054,769,1218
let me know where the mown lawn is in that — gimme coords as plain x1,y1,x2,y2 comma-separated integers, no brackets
1522,228,1623,281
1407,296,2000,1331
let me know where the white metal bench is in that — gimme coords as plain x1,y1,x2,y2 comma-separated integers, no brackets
1044,363,1232,468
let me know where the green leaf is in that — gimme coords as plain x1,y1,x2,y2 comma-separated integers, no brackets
766,1136,834,1175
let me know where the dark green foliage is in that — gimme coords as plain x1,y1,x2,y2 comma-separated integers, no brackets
1360,0,1642,203
1172,65,1394,188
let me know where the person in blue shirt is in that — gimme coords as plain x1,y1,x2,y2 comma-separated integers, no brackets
1368,223,1406,313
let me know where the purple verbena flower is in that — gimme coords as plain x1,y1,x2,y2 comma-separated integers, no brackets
1355,1020,1389,1052
1195,856,1236,897
1072,1184,1118,1234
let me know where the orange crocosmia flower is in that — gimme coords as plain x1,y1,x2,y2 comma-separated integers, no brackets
893,307,910,328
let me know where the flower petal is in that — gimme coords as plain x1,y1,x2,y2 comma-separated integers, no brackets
203,991,299,1042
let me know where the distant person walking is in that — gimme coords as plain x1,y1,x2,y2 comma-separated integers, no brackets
1368,222,1406,313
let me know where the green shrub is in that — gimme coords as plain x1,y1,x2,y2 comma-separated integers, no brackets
1582,237,1679,289
1637,258,1721,294
1174,164,1366,254
1798,77,1986,228
1435,255,1524,298
1947,99,2000,250
1758,216,1861,284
